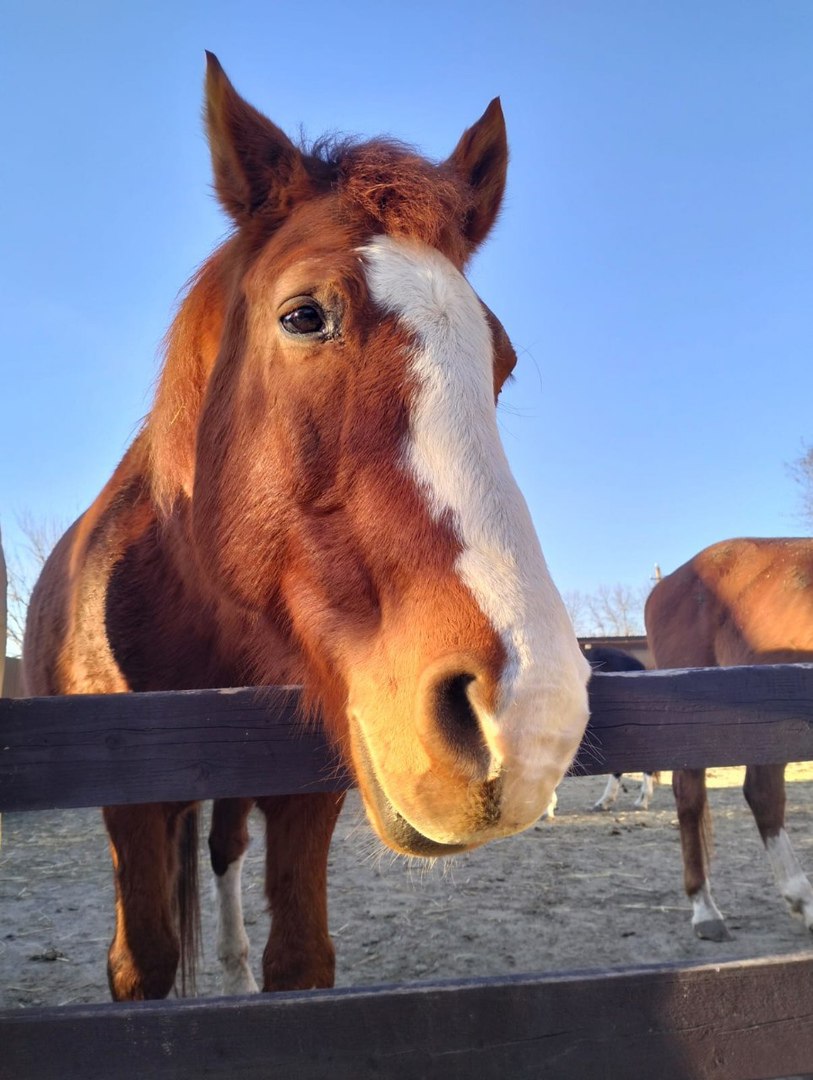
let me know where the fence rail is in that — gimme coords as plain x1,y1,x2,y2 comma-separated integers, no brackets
2,664,813,812
4,664,813,1080
5,954,813,1080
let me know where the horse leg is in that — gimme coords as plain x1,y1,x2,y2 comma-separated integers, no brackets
257,792,345,991
209,797,259,994
103,803,192,1000
593,773,621,811
673,768,731,941
541,788,558,819
743,764,813,931
634,771,656,810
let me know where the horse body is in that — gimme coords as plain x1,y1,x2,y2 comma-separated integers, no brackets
23,55,590,999
645,537,813,941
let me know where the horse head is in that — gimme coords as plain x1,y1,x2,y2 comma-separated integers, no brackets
148,54,590,856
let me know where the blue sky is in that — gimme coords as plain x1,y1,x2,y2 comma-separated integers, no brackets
2,2,811,621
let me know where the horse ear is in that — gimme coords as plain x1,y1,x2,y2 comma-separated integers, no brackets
445,99,508,252
204,52,309,225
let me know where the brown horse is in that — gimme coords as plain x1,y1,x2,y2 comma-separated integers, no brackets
645,537,813,942
22,55,591,1000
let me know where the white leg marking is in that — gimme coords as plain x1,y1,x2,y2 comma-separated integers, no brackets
766,830,813,930
594,775,620,811
634,772,656,810
361,237,590,825
690,883,729,938
541,789,558,819
215,854,259,994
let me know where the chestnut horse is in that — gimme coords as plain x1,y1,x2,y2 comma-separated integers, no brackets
22,55,590,1000
645,537,813,942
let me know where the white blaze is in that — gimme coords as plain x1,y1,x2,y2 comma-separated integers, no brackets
361,236,589,821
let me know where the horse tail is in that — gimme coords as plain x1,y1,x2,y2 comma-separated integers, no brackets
176,805,201,996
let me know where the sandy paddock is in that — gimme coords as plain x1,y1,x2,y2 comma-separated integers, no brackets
2,766,813,1008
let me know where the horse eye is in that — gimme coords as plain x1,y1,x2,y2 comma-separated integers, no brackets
281,304,326,336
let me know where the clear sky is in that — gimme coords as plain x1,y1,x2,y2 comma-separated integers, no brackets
2,1,811,612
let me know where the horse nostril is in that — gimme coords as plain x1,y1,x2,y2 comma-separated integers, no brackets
432,672,491,773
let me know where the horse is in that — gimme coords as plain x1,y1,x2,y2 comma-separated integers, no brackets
644,537,813,942
22,54,591,1000
584,645,660,812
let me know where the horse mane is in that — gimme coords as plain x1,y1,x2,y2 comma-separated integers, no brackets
146,136,474,514
147,252,228,514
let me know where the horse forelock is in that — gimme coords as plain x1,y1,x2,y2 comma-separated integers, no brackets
334,140,473,266
295,133,475,263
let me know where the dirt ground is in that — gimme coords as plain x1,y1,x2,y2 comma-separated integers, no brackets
2,767,813,1008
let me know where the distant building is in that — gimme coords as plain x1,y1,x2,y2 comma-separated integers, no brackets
579,635,651,669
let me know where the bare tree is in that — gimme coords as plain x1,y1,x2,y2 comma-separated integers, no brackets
5,513,65,655
561,589,588,636
563,582,649,637
789,442,813,532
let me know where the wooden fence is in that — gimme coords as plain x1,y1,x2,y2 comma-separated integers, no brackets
2,664,813,1079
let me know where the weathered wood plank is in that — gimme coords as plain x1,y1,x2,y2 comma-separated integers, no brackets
0,686,348,811
2,664,813,812
575,661,813,774
4,954,813,1080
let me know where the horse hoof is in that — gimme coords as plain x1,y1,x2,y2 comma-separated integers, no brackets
592,802,611,813
694,919,733,943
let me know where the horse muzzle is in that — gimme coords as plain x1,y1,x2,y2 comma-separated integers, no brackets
347,652,589,855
